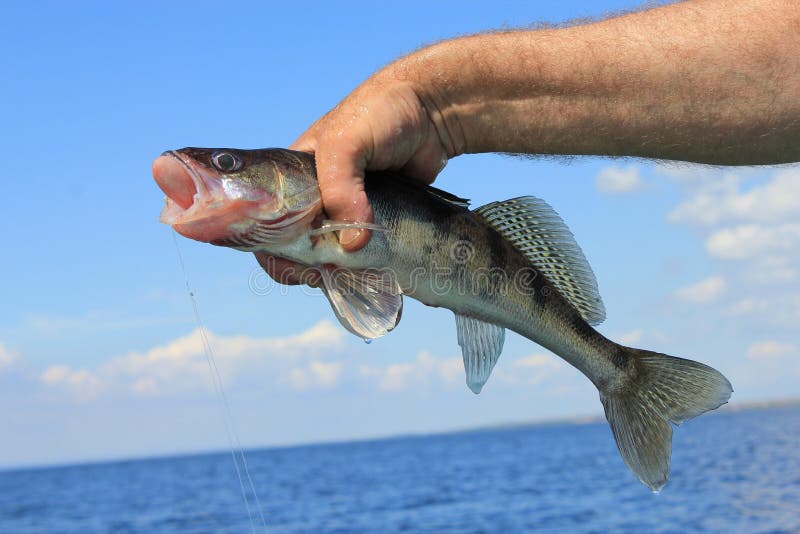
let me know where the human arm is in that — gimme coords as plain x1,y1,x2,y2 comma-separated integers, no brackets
260,0,800,283
403,0,799,165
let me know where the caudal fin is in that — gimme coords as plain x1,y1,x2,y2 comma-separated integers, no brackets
600,348,732,491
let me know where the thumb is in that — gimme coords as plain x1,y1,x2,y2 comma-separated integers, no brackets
315,142,374,251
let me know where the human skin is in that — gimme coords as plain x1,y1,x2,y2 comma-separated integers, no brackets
257,0,800,284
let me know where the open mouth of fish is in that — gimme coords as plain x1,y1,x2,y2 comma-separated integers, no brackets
153,151,318,246
153,151,265,222
152,151,270,243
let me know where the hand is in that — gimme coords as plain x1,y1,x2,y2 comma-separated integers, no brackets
256,75,454,285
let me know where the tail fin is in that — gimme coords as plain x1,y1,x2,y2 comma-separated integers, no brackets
600,348,732,491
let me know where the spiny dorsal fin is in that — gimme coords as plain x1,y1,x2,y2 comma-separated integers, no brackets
474,196,606,325
380,172,471,208
423,183,470,209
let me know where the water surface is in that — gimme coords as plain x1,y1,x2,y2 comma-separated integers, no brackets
1,405,798,533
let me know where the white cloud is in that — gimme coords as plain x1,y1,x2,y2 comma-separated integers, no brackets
0,343,17,371
743,256,798,284
357,350,572,394
668,168,800,226
724,298,769,317
663,166,800,290
513,353,561,369
132,377,158,395
674,276,726,304
41,366,102,399
662,164,800,335
595,166,644,194
283,361,343,390
360,351,461,392
438,357,464,384
655,162,721,184
721,293,800,328
665,171,744,225
492,352,564,388
613,329,669,346
40,320,344,397
705,223,800,261
746,341,798,361
310,361,343,386
375,363,417,392
617,329,643,345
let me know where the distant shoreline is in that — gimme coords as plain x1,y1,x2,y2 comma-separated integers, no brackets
427,396,800,434
4,397,798,474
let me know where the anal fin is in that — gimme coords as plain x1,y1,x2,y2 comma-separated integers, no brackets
455,314,505,394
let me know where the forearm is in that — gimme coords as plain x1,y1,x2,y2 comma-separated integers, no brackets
384,0,800,165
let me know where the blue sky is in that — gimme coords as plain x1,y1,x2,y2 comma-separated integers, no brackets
1,1,798,468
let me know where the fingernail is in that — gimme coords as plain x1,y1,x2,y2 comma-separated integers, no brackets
339,228,363,247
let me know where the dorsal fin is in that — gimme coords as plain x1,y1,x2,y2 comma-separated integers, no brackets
474,196,606,325
371,171,471,209
421,183,470,208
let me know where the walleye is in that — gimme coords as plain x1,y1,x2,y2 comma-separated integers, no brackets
153,147,732,491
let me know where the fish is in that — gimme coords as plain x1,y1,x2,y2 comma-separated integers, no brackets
153,147,733,491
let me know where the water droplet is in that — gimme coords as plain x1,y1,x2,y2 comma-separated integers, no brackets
363,338,372,345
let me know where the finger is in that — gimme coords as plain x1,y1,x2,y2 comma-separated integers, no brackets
289,131,319,154
401,137,448,184
254,253,307,286
315,140,374,251
289,112,328,153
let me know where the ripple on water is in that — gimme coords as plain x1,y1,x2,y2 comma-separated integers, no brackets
0,405,798,533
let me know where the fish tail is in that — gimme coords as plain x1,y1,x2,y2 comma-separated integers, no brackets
599,347,732,491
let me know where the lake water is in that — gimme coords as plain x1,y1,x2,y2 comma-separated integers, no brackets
1,405,797,533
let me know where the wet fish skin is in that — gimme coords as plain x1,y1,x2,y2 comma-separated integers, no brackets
350,174,620,383
153,147,733,491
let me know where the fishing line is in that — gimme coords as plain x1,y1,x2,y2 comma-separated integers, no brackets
171,231,268,533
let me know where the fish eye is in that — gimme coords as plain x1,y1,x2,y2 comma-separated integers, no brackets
211,151,242,172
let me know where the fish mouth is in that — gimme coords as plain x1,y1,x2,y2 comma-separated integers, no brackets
152,150,320,247
153,150,227,225
153,150,269,243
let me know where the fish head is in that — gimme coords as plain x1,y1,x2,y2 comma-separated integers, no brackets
153,148,321,248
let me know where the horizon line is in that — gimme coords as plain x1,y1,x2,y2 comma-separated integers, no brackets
2,396,797,474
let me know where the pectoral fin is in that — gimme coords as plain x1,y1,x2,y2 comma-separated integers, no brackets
320,267,403,340
455,314,505,394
